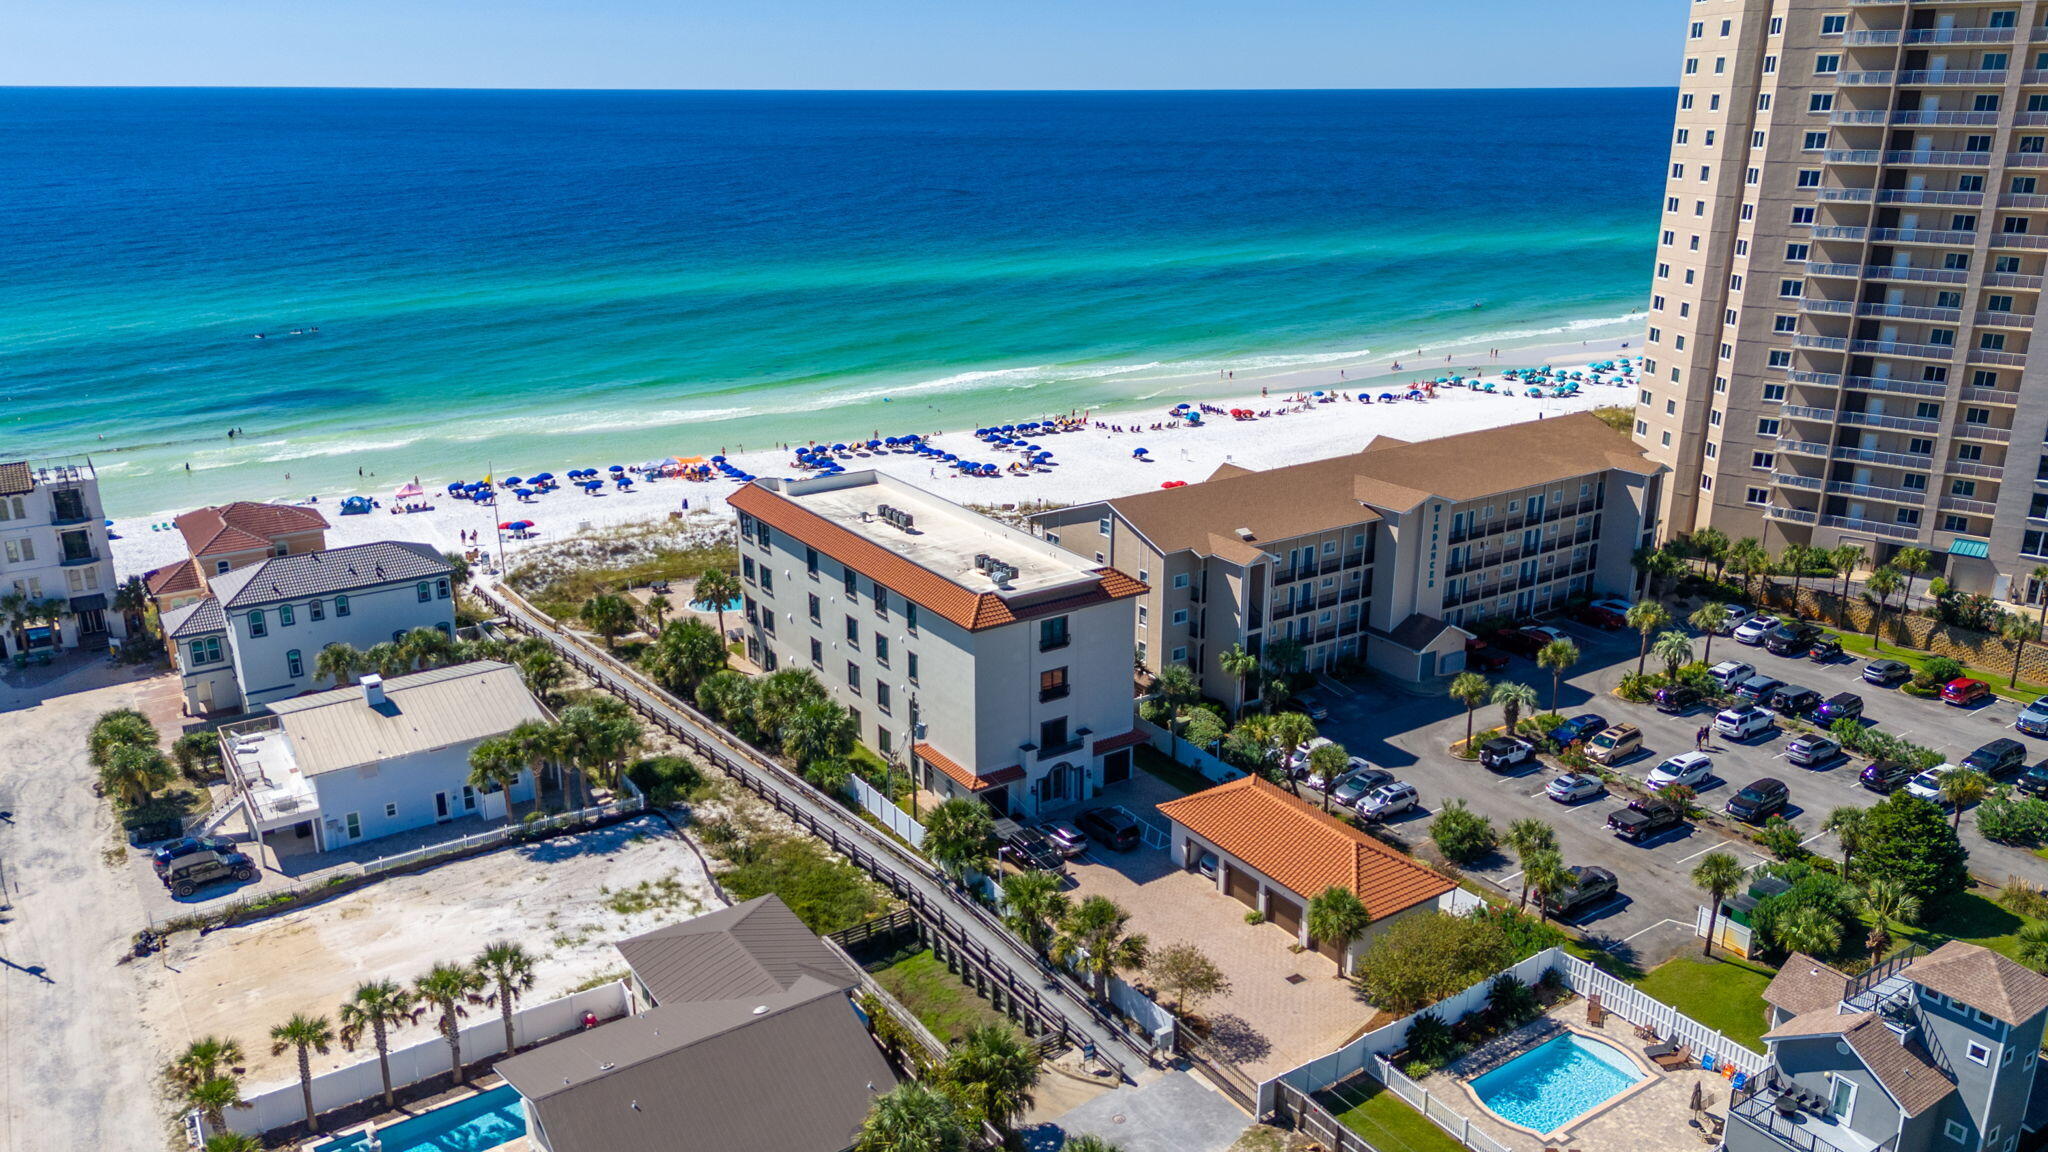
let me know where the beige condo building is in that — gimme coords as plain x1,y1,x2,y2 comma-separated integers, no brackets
1641,0,2048,597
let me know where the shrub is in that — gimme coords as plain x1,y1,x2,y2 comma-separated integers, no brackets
1487,973,1540,1027
1976,792,2048,845
1757,815,1808,861
1912,657,1963,691
1354,912,1512,1014
1858,793,1970,906
1471,903,1568,961
1404,1011,1458,1066
2000,877,2048,920
1430,800,1498,864
626,755,705,807
1243,909,1265,926
1616,673,1656,703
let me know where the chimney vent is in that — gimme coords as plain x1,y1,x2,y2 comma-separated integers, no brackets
1235,527,1255,541
361,675,387,707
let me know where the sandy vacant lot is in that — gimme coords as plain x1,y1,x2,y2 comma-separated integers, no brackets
141,814,722,1086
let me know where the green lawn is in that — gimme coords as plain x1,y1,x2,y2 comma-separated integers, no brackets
1818,627,2048,704
1134,743,1219,795
872,949,1009,1044
1630,953,1776,1053
1879,891,2032,966
1318,1076,1467,1152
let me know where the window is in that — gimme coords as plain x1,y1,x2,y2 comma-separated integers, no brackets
758,566,772,593
1746,488,1771,506
1172,646,1188,662
248,610,267,638
1040,667,1070,702
843,568,858,599
1898,509,1923,527
1137,605,1149,627
189,636,222,665
279,603,295,627
907,652,919,683
335,595,349,617
1802,132,1827,152
417,581,431,602
1797,170,1822,188
385,803,399,819
1814,54,1840,74
1786,243,1810,262
1954,480,1978,498
1967,1041,1992,1066
808,593,821,623
1779,279,1804,298
286,649,303,677
873,585,889,617
1809,92,1834,112
1674,131,1688,147
309,599,324,621
844,616,859,647
1096,516,1112,536
805,546,818,578
1172,573,1189,589
1753,452,1776,470
436,578,450,599
876,682,891,714
846,662,861,694
1758,418,1781,436
875,635,889,666
810,638,823,667
1820,14,1845,35
905,603,917,633
1039,616,1069,651
1946,1119,1970,1143
1988,294,2015,313
1038,716,1070,751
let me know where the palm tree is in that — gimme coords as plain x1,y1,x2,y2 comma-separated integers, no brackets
1832,544,1867,626
166,1036,246,1093
314,642,363,688
2003,612,2035,688
1305,886,1373,974
579,593,637,649
782,699,856,770
645,593,672,629
1060,1138,1129,1152
186,1077,245,1133
922,798,996,883
1268,710,1318,795
101,742,175,806
1866,565,1903,643
415,961,487,1085
337,980,417,1109
1894,546,1933,610
937,1024,1040,1132
507,718,564,812
1773,904,1843,958
1536,638,1580,713
2032,564,2048,639
1689,603,1730,667
1822,806,1868,876
1652,630,1694,679
1491,681,1538,737
1523,850,1574,923
1691,851,1746,957
2017,922,2048,974
1626,599,1670,677
1052,895,1149,1001
204,1134,265,1152
1727,536,1770,602
1152,663,1201,763
1307,742,1350,811
1448,671,1490,751
268,1014,333,1133
1860,876,1923,957
362,641,410,680
1691,527,1731,581
999,870,1070,956
518,648,567,704
1218,642,1260,716
1781,543,1813,614
1503,818,1557,911
88,708,158,769
692,568,742,642
1939,768,1993,830
476,941,539,1057
855,1082,968,1152
467,735,526,818
399,626,455,671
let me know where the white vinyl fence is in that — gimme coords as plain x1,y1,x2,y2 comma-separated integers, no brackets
1134,718,1245,785
850,776,926,847
1556,953,1764,1077
1373,1057,1516,1152
214,981,631,1137
1106,973,1178,1053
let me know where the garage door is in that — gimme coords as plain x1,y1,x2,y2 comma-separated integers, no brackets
1268,892,1304,938
1224,863,1260,908
1314,933,1345,964
1102,749,1132,785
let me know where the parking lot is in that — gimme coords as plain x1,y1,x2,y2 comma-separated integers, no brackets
1309,611,2048,971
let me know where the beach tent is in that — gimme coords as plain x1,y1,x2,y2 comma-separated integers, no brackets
394,482,424,499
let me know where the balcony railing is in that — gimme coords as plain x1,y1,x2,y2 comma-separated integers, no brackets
1940,495,1999,516
1898,69,2009,84
1990,232,2048,250
1858,264,1972,284
1836,71,1895,86
1444,528,1596,578
1827,480,1925,504
1833,444,1935,469
1849,338,1956,360
1766,505,1822,525
1779,439,1833,458
1840,375,1952,398
2000,192,2048,209
1907,27,2016,44
1969,347,2029,366
1730,1089,1900,1152
1774,471,1825,491
1783,404,1839,423
1976,309,2036,327
1952,423,2013,443
1838,409,1943,434
2007,153,2048,168
1960,385,2019,405
1870,226,1978,245
1795,334,1850,352
1823,513,1923,541
1445,495,1601,546
1801,299,1856,315
1854,302,1962,322
1949,459,2007,480
1985,271,2045,289
1883,149,1993,166
58,549,100,567
1826,149,1882,165
1810,224,1868,241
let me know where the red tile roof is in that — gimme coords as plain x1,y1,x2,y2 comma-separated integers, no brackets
728,482,1144,632
1157,776,1455,918
144,558,204,598
914,743,1024,791
175,501,330,558
1091,729,1148,756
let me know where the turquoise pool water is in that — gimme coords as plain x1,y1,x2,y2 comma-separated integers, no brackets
314,1085,525,1152
690,596,743,613
1467,1033,1643,1133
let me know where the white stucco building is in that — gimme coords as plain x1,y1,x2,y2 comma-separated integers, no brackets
728,472,1147,820
0,457,124,657
160,539,454,715
218,661,547,855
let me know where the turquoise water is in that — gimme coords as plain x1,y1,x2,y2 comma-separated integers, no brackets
1467,1032,1643,1132
0,88,1668,519
313,1085,525,1152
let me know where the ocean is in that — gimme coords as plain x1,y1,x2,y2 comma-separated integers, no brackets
0,87,1671,517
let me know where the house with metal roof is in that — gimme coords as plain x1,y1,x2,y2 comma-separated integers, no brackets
1155,775,1458,974
1731,942,2048,1152
496,895,895,1152
214,660,545,854
727,472,1146,820
161,539,454,714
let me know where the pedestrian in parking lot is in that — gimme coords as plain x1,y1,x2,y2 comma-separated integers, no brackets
1695,724,1710,751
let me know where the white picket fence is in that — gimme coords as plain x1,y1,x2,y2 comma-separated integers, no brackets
212,981,631,1137
850,776,926,847
1557,953,1764,1077
1372,1057,1515,1152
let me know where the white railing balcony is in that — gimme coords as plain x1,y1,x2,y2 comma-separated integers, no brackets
1837,71,1896,85
2000,192,2048,209
1969,347,2030,365
1798,334,1852,351
1952,423,2014,442
1803,298,1857,315
1949,459,2007,479
1884,150,1993,166
1790,370,1843,386
1871,227,1978,244
1822,514,1923,541
1862,264,1972,284
1767,505,1823,524
1976,309,2035,327
1780,439,1834,458
1774,472,1826,491
1898,69,2009,84
1807,262,1864,279
1940,496,1999,516
1985,271,2045,289
1878,188,1984,205
1990,232,2048,249
1961,385,2019,404
1844,375,1952,398
1835,444,1936,469
1885,109,2004,125
2007,153,2048,168
1849,338,1957,360
2024,70,2048,83
1847,29,1902,45
1832,109,1894,124
1829,480,1928,504
1820,187,1878,202
1859,302,1962,322
1813,224,1870,240
1785,404,1841,422
1827,149,1883,165
1904,28,2016,44
1839,409,1943,433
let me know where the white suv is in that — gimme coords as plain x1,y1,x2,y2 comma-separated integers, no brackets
1715,705,1776,741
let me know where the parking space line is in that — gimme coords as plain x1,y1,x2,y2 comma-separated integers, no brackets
1620,917,1689,944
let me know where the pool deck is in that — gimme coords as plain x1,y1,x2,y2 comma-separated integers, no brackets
1422,1002,1732,1152
312,1076,533,1152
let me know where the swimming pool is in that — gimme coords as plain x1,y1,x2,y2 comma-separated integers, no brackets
689,596,742,613
314,1085,525,1152
1467,1032,1644,1133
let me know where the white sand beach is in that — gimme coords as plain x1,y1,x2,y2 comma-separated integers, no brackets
106,335,1641,581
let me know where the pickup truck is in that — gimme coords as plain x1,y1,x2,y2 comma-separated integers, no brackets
1606,797,1684,843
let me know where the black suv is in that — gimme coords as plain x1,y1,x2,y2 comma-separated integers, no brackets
2018,762,2048,798
1075,806,1142,852
998,825,1067,872
1765,623,1820,657
1768,685,1822,716
151,835,238,876
160,849,256,897
1654,685,1702,714
1964,738,2029,780
1814,693,1863,724
1725,777,1790,823
1860,760,1915,793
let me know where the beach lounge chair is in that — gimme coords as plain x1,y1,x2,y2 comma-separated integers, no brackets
1643,1040,1677,1063
1586,994,1605,1026
1654,1045,1694,1071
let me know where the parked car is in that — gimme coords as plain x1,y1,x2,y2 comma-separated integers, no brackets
1862,659,1911,687
1585,724,1643,766
1287,736,1336,776
1815,693,1864,724
1733,615,1780,646
999,826,1068,872
1480,736,1538,771
161,850,256,897
1464,638,1510,672
1330,766,1395,809
1646,751,1714,789
1575,599,1633,630
1735,674,1785,703
1355,782,1420,823
1767,685,1821,717
1808,636,1843,663
1963,738,2028,780
1655,685,1703,714
1076,806,1142,851
151,835,238,876
1905,764,1961,804
1038,820,1088,858
1705,604,1756,634
2017,698,2048,738
1543,865,1619,917
1607,797,1685,842
1522,623,1571,647
1859,760,1916,794
2017,761,2048,798
1715,705,1775,741
1786,734,1841,768
1707,660,1756,690
1764,622,1820,657
1546,773,1605,804
1549,713,1610,750
1487,627,1546,658
1286,694,1331,722
1942,678,1992,707
1725,777,1790,823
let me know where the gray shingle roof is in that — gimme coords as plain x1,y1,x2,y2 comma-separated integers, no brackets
1907,941,2048,1026
208,540,448,609
1763,954,1853,1017
162,597,226,640
616,894,860,1007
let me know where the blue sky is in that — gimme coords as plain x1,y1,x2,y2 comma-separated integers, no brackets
8,1,1676,89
